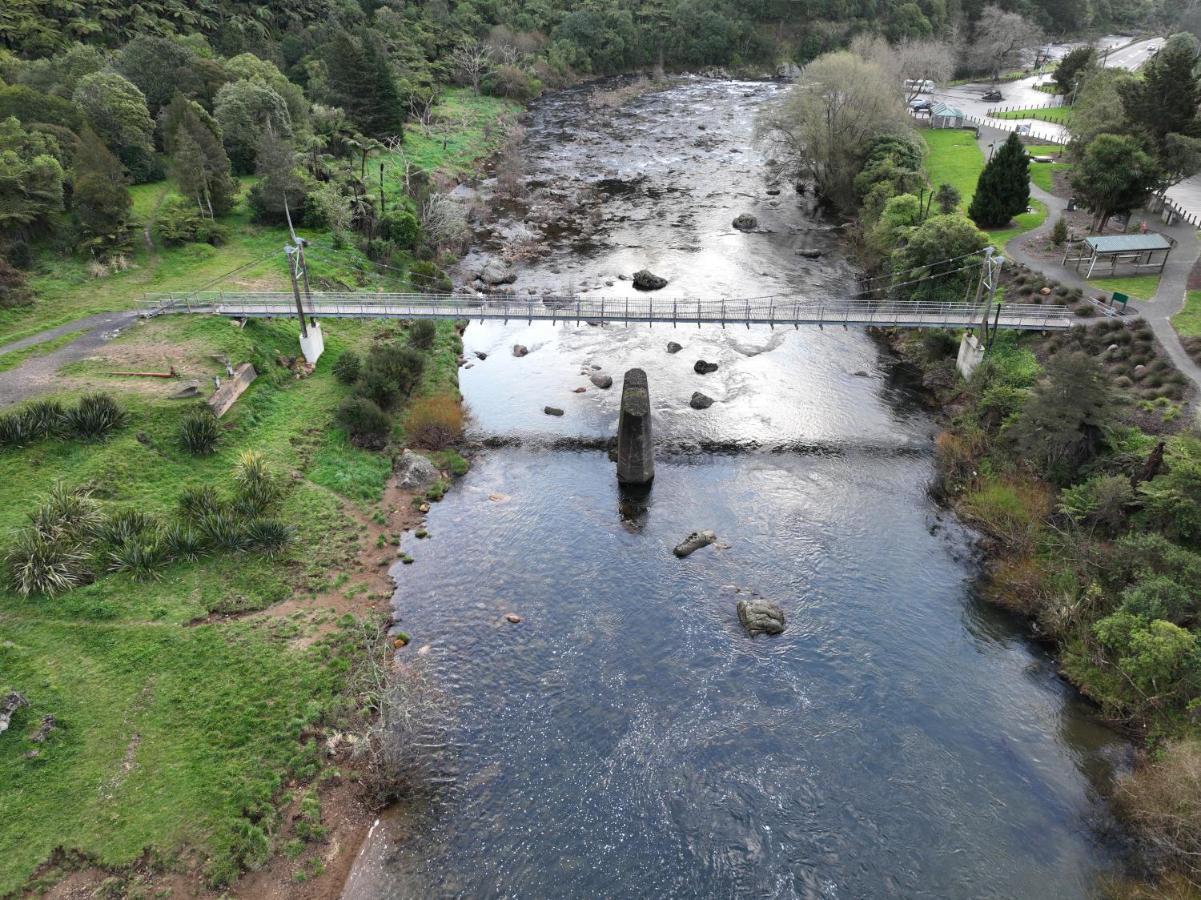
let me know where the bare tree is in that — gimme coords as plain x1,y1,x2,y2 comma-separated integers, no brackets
421,192,469,253
964,6,1043,82
756,51,913,212
851,35,956,102
451,41,494,94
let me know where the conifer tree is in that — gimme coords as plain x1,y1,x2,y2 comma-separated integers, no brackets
165,96,237,218
73,126,132,250
968,132,1029,229
324,31,404,140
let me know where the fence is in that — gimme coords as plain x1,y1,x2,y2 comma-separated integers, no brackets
964,114,1068,146
983,96,1068,116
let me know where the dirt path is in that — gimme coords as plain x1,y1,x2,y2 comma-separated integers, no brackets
0,311,142,408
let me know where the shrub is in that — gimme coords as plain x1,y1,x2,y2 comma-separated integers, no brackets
408,260,452,293
107,534,166,580
197,509,249,551
405,394,463,450
30,483,105,541
1115,739,1201,884
4,526,90,597
1120,576,1196,624
409,319,437,351
1058,474,1134,534
161,523,204,561
1051,216,1068,245
157,197,229,246
333,351,361,385
233,450,281,516
63,393,129,441
379,209,421,251
357,344,425,408
337,396,391,449
178,484,225,521
98,508,158,547
179,409,221,456
1140,437,1201,546
245,518,292,557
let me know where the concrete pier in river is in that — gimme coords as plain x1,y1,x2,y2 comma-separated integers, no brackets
616,368,654,484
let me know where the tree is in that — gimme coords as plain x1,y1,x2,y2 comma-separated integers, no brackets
451,41,494,94
1010,350,1115,483
1070,133,1161,231
850,35,955,103
1068,68,1133,151
755,52,913,212
213,80,293,174
116,36,197,116
1140,437,1201,546
71,71,155,181
964,6,1043,81
1157,133,1201,205
889,213,989,302
935,183,961,214
0,117,65,238
223,53,309,133
324,31,404,140
1053,46,1095,95
1119,33,1201,152
72,127,132,253
968,132,1029,228
164,98,237,218
246,125,308,225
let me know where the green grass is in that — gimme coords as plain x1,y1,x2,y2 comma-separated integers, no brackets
1088,274,1162,302
0,313,463,894
992,106,1074,126
0,328,89,372
991,199,1048,250
1172,290,1201,337
922,129,984,210
1029,161,1070,193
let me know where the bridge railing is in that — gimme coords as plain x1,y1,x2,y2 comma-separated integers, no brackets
139,291,1075,330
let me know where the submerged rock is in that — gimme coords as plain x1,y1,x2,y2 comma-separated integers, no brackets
666,341,683,354
694,359,719,374
513,344,529,357
673,530,717,558
590,373,613,389
737,599,786,636
633,270,668,291
796,248,823,259
394,450,439,490
475,351,488,360
505,613,523,624
689,392,714,410
544,406,565,416
732,213,758,232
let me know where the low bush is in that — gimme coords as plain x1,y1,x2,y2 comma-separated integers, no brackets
179,409,221,456
244,518,292,557
357,344,425,409
106,534,166,580
337,396,391,450
409,319,437,351
1115,739,1201,884
233,450,281,517
63,393,129,441
333,351,361,385
405,394,463,450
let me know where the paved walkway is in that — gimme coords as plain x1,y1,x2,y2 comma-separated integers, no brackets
0,310,140,408
972,124,1201,395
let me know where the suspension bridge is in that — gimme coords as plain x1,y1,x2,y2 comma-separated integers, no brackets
140,291,1078,331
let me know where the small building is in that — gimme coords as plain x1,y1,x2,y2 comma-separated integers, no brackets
1062,233,1174,278
930,103,964,129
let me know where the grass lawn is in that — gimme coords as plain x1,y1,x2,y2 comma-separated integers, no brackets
1172,290,1201,337
991,199,1048,250
1029,161,1070,193
922,129,984,210
0,314,462,894
1088,274,1162,301
992,106,1074,126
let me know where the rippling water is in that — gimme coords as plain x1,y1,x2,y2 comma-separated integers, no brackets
345,78,1131,899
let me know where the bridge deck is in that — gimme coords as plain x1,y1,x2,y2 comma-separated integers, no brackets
141,292,1078,331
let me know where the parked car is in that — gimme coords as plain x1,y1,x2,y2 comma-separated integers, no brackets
908,98,933,111
982,90,1003,102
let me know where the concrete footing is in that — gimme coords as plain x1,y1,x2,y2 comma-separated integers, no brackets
299,320,324,365
208,363,257,417
956,332,985,380
616,368,654,484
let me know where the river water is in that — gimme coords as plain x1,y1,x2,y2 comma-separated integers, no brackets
347,78,1132,898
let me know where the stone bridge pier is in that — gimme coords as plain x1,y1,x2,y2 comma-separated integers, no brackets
617,368,654,484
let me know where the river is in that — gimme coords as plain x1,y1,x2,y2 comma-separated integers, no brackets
345,77,1132,899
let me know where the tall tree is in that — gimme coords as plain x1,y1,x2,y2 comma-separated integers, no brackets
1119,33,1201,152
72,126,132,252
0,117,65,238
969,132,1029,228
964,6,1043,81
1053,46,1095,95
324,31,404,139
115,35,197,116
1070,133,1161,231
71,72,155,168
213,80,293,174
169,102,237,219
247,125,309,225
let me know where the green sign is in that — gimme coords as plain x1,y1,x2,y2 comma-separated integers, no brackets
1112,291,1129,308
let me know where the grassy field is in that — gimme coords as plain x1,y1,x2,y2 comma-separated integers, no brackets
1088,274,1162,301
1029,161,1071,193
992,106,1074,126
1173,290,1201,337
0,314,463,894
921,130,1047,249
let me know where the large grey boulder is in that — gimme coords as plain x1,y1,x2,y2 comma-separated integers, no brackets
673,530,716,558
666,341,683,354
689,392,714,410
694,360,719,374
513,344,529,357
590,373,613,389
544,406,564,416
732,213,758,232
394,450,439,490
633,270,668,291
478,258,517,285
737,599,786,636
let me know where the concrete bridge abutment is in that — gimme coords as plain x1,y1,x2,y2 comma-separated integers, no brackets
616,368,654,485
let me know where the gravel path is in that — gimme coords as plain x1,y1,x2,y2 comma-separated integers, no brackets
0,311,141,408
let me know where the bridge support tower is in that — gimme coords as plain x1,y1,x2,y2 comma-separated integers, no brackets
616,368,654,485
957,332,985,379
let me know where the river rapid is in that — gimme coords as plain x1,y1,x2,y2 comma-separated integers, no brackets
346,78,1132,899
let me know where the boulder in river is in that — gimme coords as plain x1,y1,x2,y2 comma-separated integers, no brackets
689,392,714,410
544,406,565,416
737,599,786,636
733,213,758,232
478,258,517,286
694,360,719,374
513,344,529,357
475,351,488,360
674,530,717,558
666,341,683,354
590,374,613,389
394,450,440,490
633,270,668,291
796,248,823,259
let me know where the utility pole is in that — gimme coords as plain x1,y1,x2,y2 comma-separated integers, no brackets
285,244,309,339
